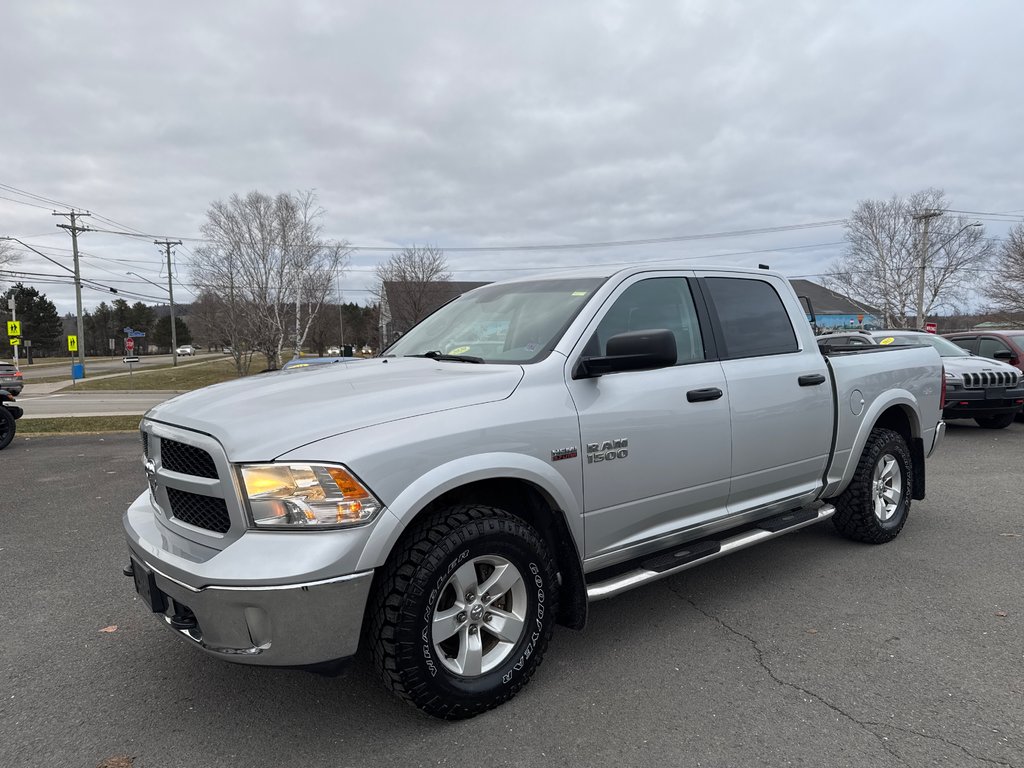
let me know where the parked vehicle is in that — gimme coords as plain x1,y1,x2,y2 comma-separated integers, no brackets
125,265,945,719
870,330,1024,429
0,389,23,450
0,362,24,395
944,330,1024,421
281,356,362,370
326,346,342,355
816,330,876,351
176,345,196,356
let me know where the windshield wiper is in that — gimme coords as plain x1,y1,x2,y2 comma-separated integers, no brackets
407,350,485,364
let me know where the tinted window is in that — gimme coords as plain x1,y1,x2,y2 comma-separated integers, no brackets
978,337,1010,359
590,277,705,364
705,277,798,358
948,336,979,354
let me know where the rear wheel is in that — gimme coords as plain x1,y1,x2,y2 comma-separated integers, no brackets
832,427,912,544
368,504,558,720
974,413,1016,429
0,407,16,451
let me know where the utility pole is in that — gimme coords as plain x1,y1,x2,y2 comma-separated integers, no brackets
54,211,91,373
155,240,182,366
912,210,943,328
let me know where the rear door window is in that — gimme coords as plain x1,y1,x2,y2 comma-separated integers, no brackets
704,277,798,359
949,336,979,354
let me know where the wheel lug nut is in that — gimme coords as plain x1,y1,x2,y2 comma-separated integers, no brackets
468,625,478,634
482,593,490,602
484,613,492,623
456,612,466,623
466,593,475,603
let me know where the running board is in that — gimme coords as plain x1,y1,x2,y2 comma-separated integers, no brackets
586,504,835,602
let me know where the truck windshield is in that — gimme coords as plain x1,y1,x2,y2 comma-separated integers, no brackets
384,277,606,364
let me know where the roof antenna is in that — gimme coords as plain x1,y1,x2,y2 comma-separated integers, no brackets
758,264,770,270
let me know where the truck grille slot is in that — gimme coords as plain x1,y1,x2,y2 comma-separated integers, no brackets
141,431,149,458
161,439,219,479
167,488,230,533
961,371,1018,389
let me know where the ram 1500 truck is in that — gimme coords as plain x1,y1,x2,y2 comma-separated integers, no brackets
124,265,945,719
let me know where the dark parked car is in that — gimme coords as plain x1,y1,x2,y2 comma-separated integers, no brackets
944,329,1024,420
0,362,24,395
816,330,877,351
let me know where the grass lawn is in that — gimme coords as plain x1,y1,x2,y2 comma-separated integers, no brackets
18,415,142,434
65,355,267,392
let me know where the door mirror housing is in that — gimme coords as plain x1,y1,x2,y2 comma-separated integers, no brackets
574,329,677,379
992,349,1013,361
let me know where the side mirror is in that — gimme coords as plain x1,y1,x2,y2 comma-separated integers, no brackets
574,329,677,379
992,350,1013,361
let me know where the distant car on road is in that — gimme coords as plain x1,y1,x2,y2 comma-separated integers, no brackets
176,345,196,356
281,356,361,370
0,362,24,395
326,346,342,355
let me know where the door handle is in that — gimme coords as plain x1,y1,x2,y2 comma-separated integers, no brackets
687,387,723,402
798,373,827,386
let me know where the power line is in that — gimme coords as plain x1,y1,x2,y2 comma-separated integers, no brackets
0,182,79,210
0,194,54,211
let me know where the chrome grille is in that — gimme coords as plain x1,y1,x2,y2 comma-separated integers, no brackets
167,488,231,533
961,371,1019,389
161,438,218,478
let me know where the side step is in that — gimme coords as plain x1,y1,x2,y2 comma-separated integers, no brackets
586,504,835,602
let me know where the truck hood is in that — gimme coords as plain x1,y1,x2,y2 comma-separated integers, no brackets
144,358,524,460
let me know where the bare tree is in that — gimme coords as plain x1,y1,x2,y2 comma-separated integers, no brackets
189,190,350,372
375,245,451,346
825,189,993,328
0,241,19,283
983,222,1024,322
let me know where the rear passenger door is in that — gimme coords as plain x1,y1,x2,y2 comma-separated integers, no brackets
696,273,833,515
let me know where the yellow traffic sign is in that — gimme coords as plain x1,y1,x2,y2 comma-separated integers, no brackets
6,320,19,336
9,338,19,346
67,335,78,352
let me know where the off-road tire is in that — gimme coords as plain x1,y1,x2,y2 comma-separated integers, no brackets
0,407,15,451
974,413,1016,429
367,504,558,720
832,427,912,544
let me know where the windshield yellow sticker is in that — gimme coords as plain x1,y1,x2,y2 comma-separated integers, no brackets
879,337,895,345
571,291,587,297
449,346,471,355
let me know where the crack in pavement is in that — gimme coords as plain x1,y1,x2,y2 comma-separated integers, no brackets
664,583,1015,768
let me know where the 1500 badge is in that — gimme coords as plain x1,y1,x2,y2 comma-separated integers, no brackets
586,438,628,463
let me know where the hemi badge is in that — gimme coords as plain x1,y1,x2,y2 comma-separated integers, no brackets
551,447,578,462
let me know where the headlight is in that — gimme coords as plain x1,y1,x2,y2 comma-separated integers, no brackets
240,463,382,529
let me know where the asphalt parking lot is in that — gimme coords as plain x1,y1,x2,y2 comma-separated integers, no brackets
1,423,1021,768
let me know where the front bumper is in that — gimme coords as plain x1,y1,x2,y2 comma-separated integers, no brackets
942,386,1024,419
127,550,373,666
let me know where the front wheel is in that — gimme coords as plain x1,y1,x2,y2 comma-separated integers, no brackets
975,413,1016,429
0,407,16,451
368,505,558,720
831,427,912,544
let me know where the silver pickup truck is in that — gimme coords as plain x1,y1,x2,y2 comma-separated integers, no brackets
124,265,945,719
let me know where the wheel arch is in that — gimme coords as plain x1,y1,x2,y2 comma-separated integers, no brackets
828,394,925,500
357,455,588,630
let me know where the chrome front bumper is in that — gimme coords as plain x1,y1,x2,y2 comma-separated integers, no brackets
128,553,373,666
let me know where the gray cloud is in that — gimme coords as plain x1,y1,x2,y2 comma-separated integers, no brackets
1,0,1021,312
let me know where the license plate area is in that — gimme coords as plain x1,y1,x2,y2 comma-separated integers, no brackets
131,556,168,613
985,388,1006,400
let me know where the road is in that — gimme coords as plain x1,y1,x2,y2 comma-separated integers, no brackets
16,391,176,418
1,424,1022,768
16,352,221,382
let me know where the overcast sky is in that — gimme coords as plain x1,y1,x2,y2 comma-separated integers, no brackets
2,0,1022,315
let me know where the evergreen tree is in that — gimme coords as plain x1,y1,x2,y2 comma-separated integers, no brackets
151,316,192,352
1,283,63,355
